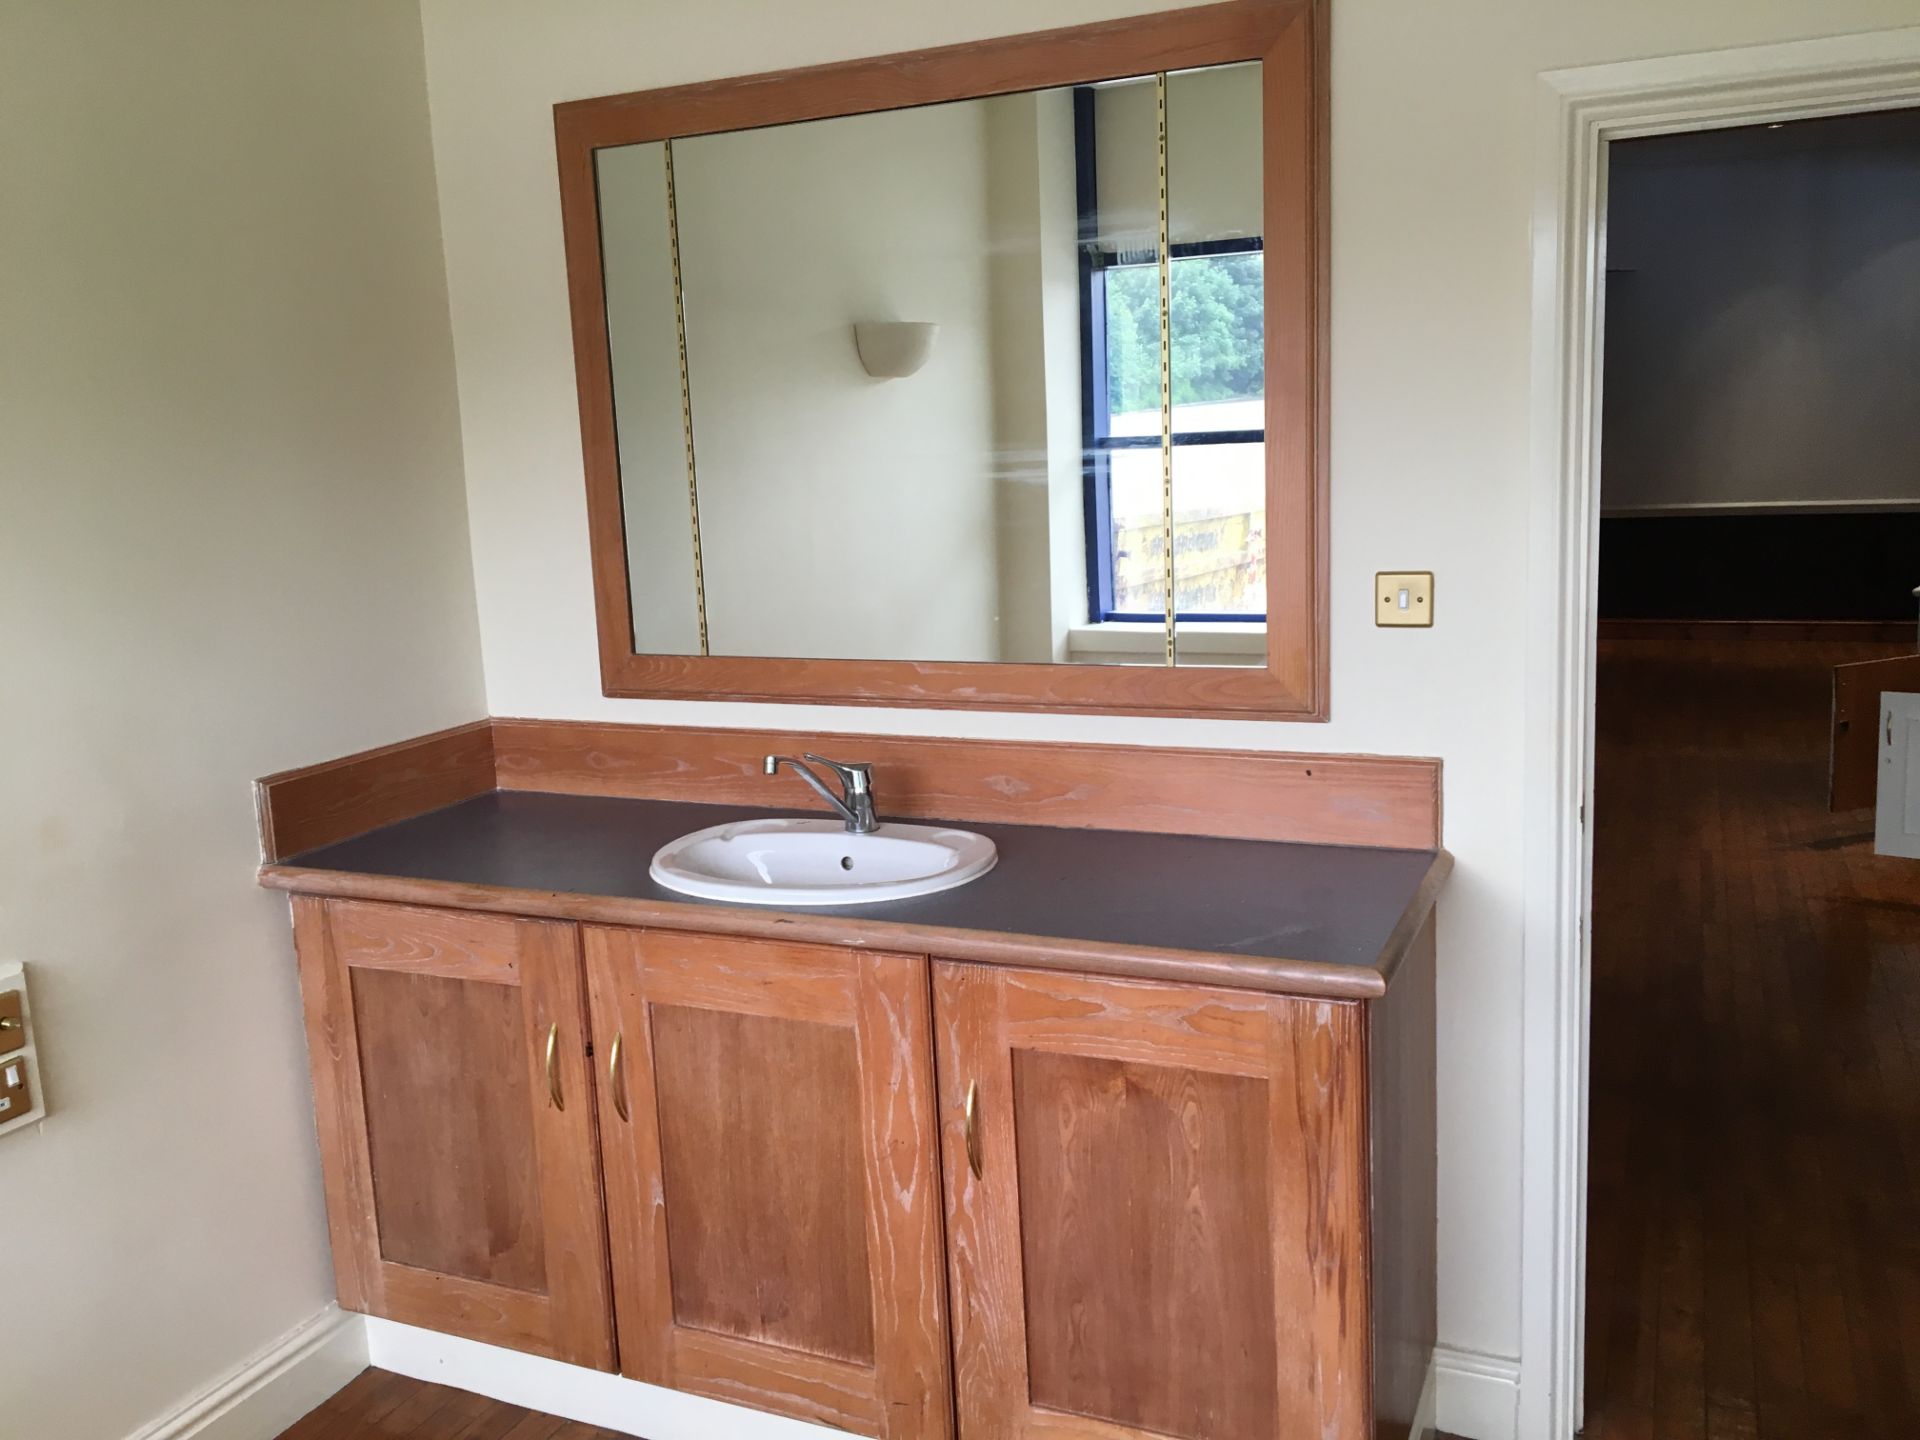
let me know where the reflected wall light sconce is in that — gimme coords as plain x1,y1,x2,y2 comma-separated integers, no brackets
852,321,939,379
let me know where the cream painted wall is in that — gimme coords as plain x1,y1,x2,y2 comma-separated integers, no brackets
1097,62,1264,248
673,104,1001,662
983,88,1088,662
600,95,1087,665
0,3,483,1437
415,0,1920,1425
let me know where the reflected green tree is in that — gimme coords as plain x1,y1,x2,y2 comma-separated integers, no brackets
1103,252,1264,416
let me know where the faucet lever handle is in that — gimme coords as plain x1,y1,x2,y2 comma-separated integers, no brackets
802,753,872,795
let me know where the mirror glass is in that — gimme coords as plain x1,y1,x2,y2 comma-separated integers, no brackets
595,62,1265,667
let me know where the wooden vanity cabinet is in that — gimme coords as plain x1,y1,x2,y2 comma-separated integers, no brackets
287,896,1433,1440
290,898,614,1369
582,928,952,1438
934,962,1378,1440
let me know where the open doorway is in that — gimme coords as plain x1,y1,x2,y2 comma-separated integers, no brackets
1580,108,1920,1439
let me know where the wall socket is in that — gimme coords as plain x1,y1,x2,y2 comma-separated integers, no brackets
1376,571,1434,627
1,1056,30,1125
0,961,45,1136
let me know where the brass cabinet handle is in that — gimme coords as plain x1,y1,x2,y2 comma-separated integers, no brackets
0,1017,18,1032
544,1022,564,1112
964,1080,983,1180
609,1031,630,1123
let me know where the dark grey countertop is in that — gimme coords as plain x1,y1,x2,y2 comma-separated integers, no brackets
279,791,1444,988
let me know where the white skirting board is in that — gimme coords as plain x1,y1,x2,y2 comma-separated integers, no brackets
373,1320,1507,1440
99,1307,1492,1440
1411,1357,1438,1439
364,1318,849,1439
1434,1345,1522,1440
123,1306,367,1440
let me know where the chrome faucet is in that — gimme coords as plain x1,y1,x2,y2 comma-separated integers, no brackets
764,753,879,835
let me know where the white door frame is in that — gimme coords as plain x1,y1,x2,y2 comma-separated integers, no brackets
1522,28,1920,1440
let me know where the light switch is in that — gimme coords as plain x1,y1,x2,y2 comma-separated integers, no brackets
0,961,43,1135
0,1057,28,1119
1375,571,1434,627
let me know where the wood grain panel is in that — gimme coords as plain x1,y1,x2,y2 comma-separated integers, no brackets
512,917,617,1370
852,950,955,1437
584,927,950,1437
929,963,1030,1429
635,930,858,1024
1014,1050,1278,1440
293,895,379,1315
378,1265,556,1358
1830,651,1920,810
583,926,675,1382
555,0,1301,145
668,1328,885,1434
1259,0,1324,709
997,966,1273,1076
326,901,525,985
1369,916,1437,1440
935,960,1373,1440
493,719,1441,850
290,899,613,1369
554,0,1327,721
651,1004,876,1363
351,967,545,1291
258,720,494,861
1265,997,1370,1440
590,652,1324,721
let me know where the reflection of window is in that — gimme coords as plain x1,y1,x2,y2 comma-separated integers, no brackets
1077,98,1267,625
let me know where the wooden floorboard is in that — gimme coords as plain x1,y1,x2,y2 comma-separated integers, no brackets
275,1369,635,1440
1580,636,1920,1440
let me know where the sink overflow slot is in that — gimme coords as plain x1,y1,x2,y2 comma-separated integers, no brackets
840,856,854,870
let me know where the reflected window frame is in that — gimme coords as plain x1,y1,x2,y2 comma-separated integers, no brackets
1072,86,1268,628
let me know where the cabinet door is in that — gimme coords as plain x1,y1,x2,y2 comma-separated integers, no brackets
935,962,1371,1440
585,928,950,1439
292,898,613,1368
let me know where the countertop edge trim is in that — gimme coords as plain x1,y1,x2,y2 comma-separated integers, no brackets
1372,849,1454,987
259,864,1391,1002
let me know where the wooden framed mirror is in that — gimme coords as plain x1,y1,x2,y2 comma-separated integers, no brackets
554,0,1326,719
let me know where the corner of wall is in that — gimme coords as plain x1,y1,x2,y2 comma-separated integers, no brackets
123,1308,367,1440
1433,1345,1521,1440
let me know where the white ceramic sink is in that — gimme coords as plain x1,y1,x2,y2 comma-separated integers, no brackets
650,817,998,907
